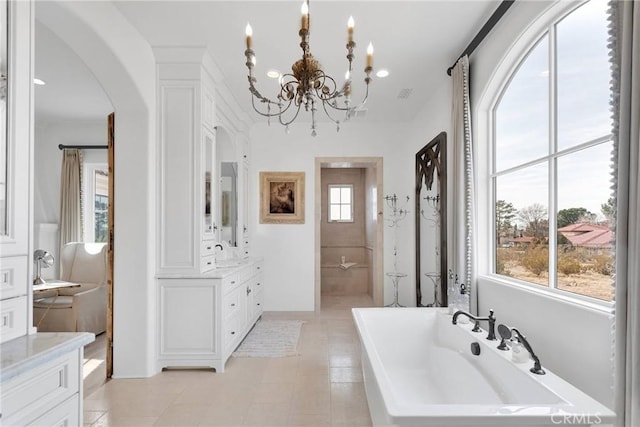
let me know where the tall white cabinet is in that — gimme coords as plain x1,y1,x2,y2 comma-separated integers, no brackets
155,47,218,276
155,48,261,373
0,0,33,343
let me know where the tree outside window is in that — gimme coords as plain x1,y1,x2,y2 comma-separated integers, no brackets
493,0,614,301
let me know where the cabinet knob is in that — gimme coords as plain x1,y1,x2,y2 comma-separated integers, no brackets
257,303,261,306
231,331,235,335
257,282,261,286
206,246,212,250
231,303,236,307
207,261,212,266
231,281,236,284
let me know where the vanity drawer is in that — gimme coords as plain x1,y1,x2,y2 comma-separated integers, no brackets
28,393,79,427
253,262,263,277
1,295,29,343
223,312,242,351
252,276,264,294
222,287,242,318
200,255,216,272
0,256,28,300
238,261,262,282
221,274,240,292
201,241,216,258
2,350,80,425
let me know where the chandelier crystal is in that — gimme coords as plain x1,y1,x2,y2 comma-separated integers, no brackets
244,0,373,136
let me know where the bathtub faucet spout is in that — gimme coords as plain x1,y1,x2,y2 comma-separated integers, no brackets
452,309,497,341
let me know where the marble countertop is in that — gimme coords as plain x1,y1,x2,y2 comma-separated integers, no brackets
0,332,95,383
156,257,263,279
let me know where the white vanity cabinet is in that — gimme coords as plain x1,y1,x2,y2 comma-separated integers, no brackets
157,259,263,372
0,333,95,426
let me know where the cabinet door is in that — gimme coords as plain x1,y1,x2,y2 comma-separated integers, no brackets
0,1,30,259
159,281,217,356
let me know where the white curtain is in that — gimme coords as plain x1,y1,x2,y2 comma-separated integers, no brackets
611,0,640,425
451,55,476,310
59,149,83,253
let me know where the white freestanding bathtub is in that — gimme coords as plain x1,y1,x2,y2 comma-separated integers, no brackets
352,308,615,427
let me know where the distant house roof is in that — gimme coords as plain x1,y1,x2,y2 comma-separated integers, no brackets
558,223,614,249
510,236,535,244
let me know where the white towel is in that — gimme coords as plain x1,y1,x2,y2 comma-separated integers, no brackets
339,262,358,270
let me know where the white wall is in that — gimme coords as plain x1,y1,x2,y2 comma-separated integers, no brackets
37,0,158,378
250,122,410,310
470,0,614,408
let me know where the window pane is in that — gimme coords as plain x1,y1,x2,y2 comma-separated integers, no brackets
495,35,549,172
556,141,613,300
341,187,351,204
94,171,109,243
341,205,351,221
330,187,341,203
330,205,341,221
495,162,549,286
557,0,612,150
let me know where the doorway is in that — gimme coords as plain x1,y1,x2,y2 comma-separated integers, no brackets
315,158,384,311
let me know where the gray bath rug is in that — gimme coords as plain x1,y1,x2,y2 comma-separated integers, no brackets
232,319,304,357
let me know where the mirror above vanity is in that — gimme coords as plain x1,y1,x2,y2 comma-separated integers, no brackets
220,161,238,247
216,126,240,251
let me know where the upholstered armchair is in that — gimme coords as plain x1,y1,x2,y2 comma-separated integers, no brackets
33,242,108,334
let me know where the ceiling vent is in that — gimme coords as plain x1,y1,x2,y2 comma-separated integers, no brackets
397,88,413,100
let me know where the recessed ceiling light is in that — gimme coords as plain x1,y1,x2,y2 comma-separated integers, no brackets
34,78,46,86
376,69,389,78
267,70,280,79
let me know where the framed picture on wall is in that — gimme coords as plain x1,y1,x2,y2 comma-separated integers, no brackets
260,171,305,224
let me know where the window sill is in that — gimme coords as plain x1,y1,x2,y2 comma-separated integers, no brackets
478,274,615,315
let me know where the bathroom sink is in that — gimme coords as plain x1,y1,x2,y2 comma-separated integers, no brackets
216,259,248,268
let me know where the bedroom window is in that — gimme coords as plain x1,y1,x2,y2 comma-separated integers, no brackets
492,0,613,301
83,164,109,243
328,184,353,222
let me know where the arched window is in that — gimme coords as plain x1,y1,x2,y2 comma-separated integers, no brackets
491,0,613,301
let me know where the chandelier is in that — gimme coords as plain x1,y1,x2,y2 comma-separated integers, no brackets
244,0,373,136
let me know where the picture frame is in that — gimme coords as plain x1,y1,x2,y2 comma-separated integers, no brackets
260,171,305,224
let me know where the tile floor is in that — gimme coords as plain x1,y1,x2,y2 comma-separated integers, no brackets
83,294,375,426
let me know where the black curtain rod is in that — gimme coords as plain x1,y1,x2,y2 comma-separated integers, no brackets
58,144,108,150
446,0,515,76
